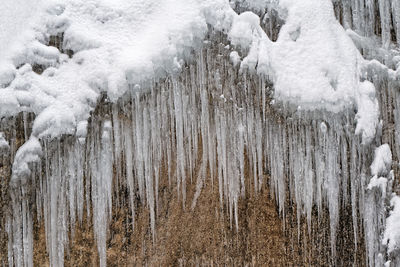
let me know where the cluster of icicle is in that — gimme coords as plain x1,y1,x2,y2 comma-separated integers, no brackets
1,1,400,267
336,0,400,49
337,0,400,266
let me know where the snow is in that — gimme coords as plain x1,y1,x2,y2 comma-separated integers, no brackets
11,137,42,182
76,120,88,138
355,81,380,144
367,176,387,194
0,0,44,67
370,144,392,177
383,196,400,253
364,144,393,266
270,0,360,112
0,0,381,145
229,11,261,48
275,1,379,142
32,103,76,138
227,0,380,143
0,0,210,131
229,51,241,66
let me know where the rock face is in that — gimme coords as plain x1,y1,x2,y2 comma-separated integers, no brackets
32,175,304,266
1,1,400,266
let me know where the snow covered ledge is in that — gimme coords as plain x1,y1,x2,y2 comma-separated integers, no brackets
0,0,381,144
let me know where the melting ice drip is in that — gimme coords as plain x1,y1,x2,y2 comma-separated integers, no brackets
1,0,400,266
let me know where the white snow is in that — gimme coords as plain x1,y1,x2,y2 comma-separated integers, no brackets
0,0,44,68
76,120,88,138
364,144,393,266
32,103,76,139
63,0,209,99
0,0,381,145
228,0,380,143
0,0,209,134
11,137,42,182
367,176,388,194
383,196,400,253
229,51,241,67
229,11,261,49
370,144,392,177
269,0,361,111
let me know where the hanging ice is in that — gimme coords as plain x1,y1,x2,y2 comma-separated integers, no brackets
0,0,399,266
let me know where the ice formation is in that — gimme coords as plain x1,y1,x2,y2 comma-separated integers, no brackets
384,196,400,265
0,0,399,266
0,133,9,154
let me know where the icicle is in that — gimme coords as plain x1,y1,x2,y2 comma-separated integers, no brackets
112,104,122,204
173,79,186,206
341,0,352,29
378,0,391,49
4,7,398,264
7,136,42,267
134,92,145,204
91,120,113,267
0,132,9,155
143,106,156,240
365,0,376,37
393,0,400,46
124,121,136,231
8,186,34,267
150,88,161,215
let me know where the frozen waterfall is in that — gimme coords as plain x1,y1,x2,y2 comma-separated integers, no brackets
0,0,400,266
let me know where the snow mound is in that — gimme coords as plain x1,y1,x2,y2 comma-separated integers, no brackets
11,137,42,183
0,0,209,137
367,144,392,198
230,0,379,143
